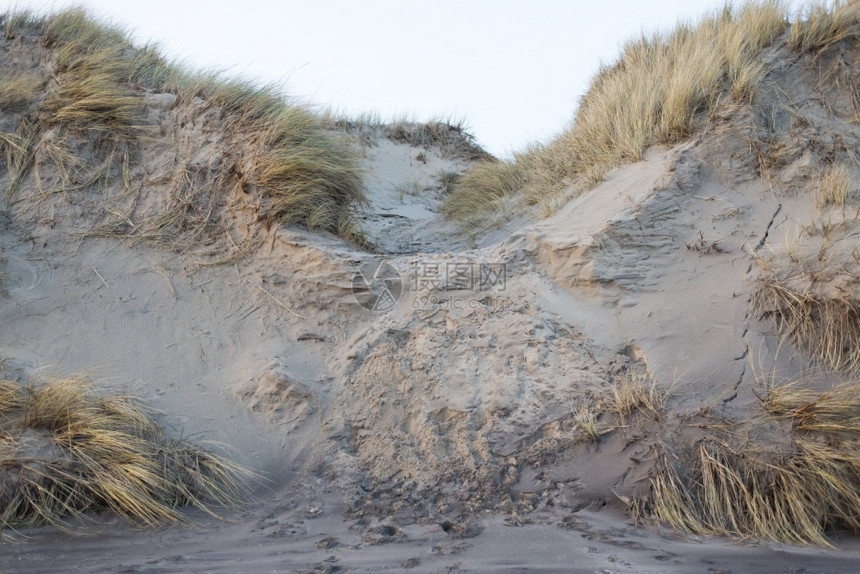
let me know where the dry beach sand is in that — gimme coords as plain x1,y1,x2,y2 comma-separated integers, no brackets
2,4,860,573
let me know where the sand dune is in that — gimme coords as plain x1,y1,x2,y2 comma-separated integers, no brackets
2,4,860,572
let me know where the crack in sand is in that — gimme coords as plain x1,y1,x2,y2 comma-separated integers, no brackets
753,202,783,252
726,201,784,404
723,345,748,404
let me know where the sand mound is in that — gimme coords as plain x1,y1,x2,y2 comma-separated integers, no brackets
236,359,319,432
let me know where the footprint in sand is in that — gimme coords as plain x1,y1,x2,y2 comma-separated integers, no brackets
2,253,53,301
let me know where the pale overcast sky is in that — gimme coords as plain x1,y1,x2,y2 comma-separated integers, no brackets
1,1,801,157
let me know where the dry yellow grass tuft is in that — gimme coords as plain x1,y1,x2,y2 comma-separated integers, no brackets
441,141,570,230
789,0,860,55
0,71,43,111
444,1,858,229
250,105,367,239
638,379,860,546
610,371,671,422
0,377,251,532
815,163,856,207
0,7,367,242
445,1,791,227
754,265,860,374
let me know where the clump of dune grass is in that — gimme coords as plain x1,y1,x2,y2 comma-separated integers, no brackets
0,6,367,242
36,8,144,138
383,119,489,161
789,0,860,55
638,379,860,546
571,399,607,442
247,104,367,238
2,8,39,40
325,112,489,161
815,163,856,207
0,71,43,111
445,0,852,230
445,1,791,227
40,58,143,136
753,262,860,373
448,0,860,230
0,377,251,532
441,141,570,229
610,371,670,421
441,158,524,225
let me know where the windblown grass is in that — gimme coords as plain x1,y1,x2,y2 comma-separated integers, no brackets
639,379,860,546
0,377,251,532
0,71,42,111
2,8,38,40
441,142,570,228
36,8,144,138
250,105,367,238
40,58,143,136
441,158,523,225
0,6,367,241
815,162,856,207
610,371,670,422
444,1,857,228
789,0,860,55
754,265,860,373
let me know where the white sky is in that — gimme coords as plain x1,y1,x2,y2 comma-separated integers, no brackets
2,1,797,157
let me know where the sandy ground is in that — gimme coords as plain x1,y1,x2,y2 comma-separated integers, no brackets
4,502,860,574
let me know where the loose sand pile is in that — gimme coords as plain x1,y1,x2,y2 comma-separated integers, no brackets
2,4,860,573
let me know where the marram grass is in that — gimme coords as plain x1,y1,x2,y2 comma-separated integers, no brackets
815,163,856,208
0,6,367,242
789,0,860,54
753,269,860,374
636,380,860,546
444,0,859,227
610,371,670,422
0,377,251,532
